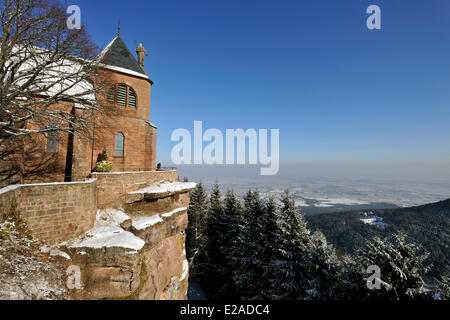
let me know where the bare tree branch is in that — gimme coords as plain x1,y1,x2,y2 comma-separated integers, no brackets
0,0,114,185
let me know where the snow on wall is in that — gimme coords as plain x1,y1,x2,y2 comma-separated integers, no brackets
162,207,187,218
129,182,197,195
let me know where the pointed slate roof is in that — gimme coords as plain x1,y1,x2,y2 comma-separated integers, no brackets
98,36,147,77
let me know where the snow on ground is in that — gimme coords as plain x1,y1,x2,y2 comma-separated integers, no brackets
129,182,197,195
0,220,70,300
294,199,310,207
40,245,71,260
312,197,370,207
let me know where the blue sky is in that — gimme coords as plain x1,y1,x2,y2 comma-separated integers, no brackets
71,0,450,178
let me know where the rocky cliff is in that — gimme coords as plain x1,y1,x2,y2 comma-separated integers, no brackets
0,172,196,300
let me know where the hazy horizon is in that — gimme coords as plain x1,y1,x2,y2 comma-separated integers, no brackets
175,162,450,210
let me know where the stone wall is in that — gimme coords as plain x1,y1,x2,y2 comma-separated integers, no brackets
91,170,179,208
0,180,97,244
0,170,193,300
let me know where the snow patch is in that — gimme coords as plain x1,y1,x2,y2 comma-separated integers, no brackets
97,208,130,227
162,207,187,218
68,226,145,250
64,209,145,251
129,182,197,195
132,215,163,230
180,259,189,281
40,246,71,260
313,197,369,207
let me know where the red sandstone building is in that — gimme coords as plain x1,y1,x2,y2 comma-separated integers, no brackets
36,34,158,182
0,33,196,300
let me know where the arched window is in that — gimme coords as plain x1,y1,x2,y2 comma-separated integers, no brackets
111,84,137,108
114,132,124,157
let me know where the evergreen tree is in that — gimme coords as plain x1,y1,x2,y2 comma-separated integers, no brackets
232,190,265,299
186,182,209,281
207,189,241,299
279,190,314,299
222,190,241,260
205,183,225,295
337,254,367,300
436,273,450,300
259,197,284,299
263,191,314,300
346,232,432,300
305,231,340,300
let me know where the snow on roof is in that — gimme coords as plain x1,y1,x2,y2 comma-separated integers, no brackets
9,46,96,101
131,214,164,230
96,36,118,62
100,64,149,80
128,182,197,195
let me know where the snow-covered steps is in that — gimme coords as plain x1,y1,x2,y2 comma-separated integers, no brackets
126,182,197,203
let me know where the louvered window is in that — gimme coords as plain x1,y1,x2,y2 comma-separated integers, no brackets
107,87,115,104
117,84,127,106
114,132,124,157
129,89,136,108
111,84,137,108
